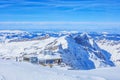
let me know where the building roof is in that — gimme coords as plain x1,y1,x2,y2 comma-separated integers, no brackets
38,53,61,60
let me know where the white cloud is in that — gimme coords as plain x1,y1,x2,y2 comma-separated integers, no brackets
0,0,120,11
0,21,120,25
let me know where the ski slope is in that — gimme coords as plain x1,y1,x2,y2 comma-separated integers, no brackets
0,59,120,80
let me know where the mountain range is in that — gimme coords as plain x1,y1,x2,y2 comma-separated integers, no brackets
0,30,120,70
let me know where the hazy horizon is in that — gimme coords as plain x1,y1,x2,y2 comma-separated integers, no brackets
0,22,119,33
0,0,120,33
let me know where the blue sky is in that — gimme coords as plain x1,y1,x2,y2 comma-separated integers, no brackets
0,0,120,32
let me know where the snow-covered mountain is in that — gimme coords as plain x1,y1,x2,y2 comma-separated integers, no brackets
57,33,114,69
0,30,117,70
90,32,120,66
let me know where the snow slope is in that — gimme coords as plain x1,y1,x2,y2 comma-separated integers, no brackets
90,32,120,66
0,32,115,70
57,33,114,69
97,39,120,66
0,59,120,80
0,37,56,58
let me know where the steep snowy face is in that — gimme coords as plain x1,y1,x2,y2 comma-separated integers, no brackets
89,33,120,66
57,33,114,70
74,33,90,47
